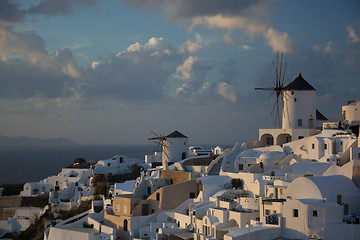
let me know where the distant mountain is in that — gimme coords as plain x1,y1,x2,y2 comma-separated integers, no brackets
0,135,79,146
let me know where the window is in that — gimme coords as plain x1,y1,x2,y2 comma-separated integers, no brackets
189,192,195,198
324,144,327,150
239,164,243,170
265,209,270,215
115,204,121,213
124,205,128,214
337,194,342,205
291,91,294,95
298,119,302,126
358,153,360,159
147,187,151,195
120,157,123,163
107,163,111,166
312,143,315,149
156,192,160,201
293,209,299,217
294,98,297,102
313,210,318,217
298,136,304,140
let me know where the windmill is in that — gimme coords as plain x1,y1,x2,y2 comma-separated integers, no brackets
148,131,171,169
255,52,289,126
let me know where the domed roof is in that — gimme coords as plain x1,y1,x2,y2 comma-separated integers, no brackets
259,151,286,161
286,175,360,201
238,149,262,158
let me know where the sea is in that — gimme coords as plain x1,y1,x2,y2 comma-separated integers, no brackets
0,145,154,185
0,144,232,185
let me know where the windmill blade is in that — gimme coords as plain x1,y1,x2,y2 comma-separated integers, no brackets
272,61,279,84
269,89,276,98
279,52,283,85
255,87,275,91
155,140,163,152
148,136,164,141
162,149,170,161
282,62,287,86
150,130,160,138
271,96,279,115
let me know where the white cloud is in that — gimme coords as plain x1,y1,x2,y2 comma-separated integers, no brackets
216,82,237,103
91,61,101,69
265,28,292,53
180,33,203,53
347,25,360,43
222,33,236,46
127,42,141,52
174,56,198,80
240,45,252,51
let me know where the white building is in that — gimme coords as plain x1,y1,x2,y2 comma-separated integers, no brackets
342,99,360,125
283,129,357,163
258,74,327,146
162,131,189,167
93,155,140,175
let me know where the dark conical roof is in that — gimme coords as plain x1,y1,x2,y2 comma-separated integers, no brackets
166,130,188,138
316,109,328,121
284,73,316,91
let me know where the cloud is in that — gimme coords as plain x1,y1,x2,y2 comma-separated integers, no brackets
174,56,199,80
121,0,260,20
0,0,25,25
216,82,237,103
0,24,81,99
222,33,236,46
265,28,292,53
180,33,203,53
26,0,100,17
121,0,292,53
347,25,360,44
83,37,182,100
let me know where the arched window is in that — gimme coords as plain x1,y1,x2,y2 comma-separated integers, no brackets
123,219,128,232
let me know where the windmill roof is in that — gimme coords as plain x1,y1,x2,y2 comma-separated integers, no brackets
166,130,188,138
284,73,316,91
316,109,328,120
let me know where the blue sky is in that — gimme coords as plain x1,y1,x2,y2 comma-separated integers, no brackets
0,0,359,145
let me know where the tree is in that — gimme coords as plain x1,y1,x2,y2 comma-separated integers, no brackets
231,178,243,189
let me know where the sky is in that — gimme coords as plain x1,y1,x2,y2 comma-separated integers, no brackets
0,0,359,145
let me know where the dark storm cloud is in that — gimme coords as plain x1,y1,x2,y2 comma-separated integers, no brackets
83,38,183,100
0,25,78,99
0,0,99,23
0,0,25,24
26,0,99,17
0,59,75,99
219,59,240,84
121,0,260,20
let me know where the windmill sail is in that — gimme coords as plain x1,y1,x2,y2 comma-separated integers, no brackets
255,52,288,126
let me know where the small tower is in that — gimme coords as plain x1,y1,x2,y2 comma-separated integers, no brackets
282,73,316,130
162,131,189,168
